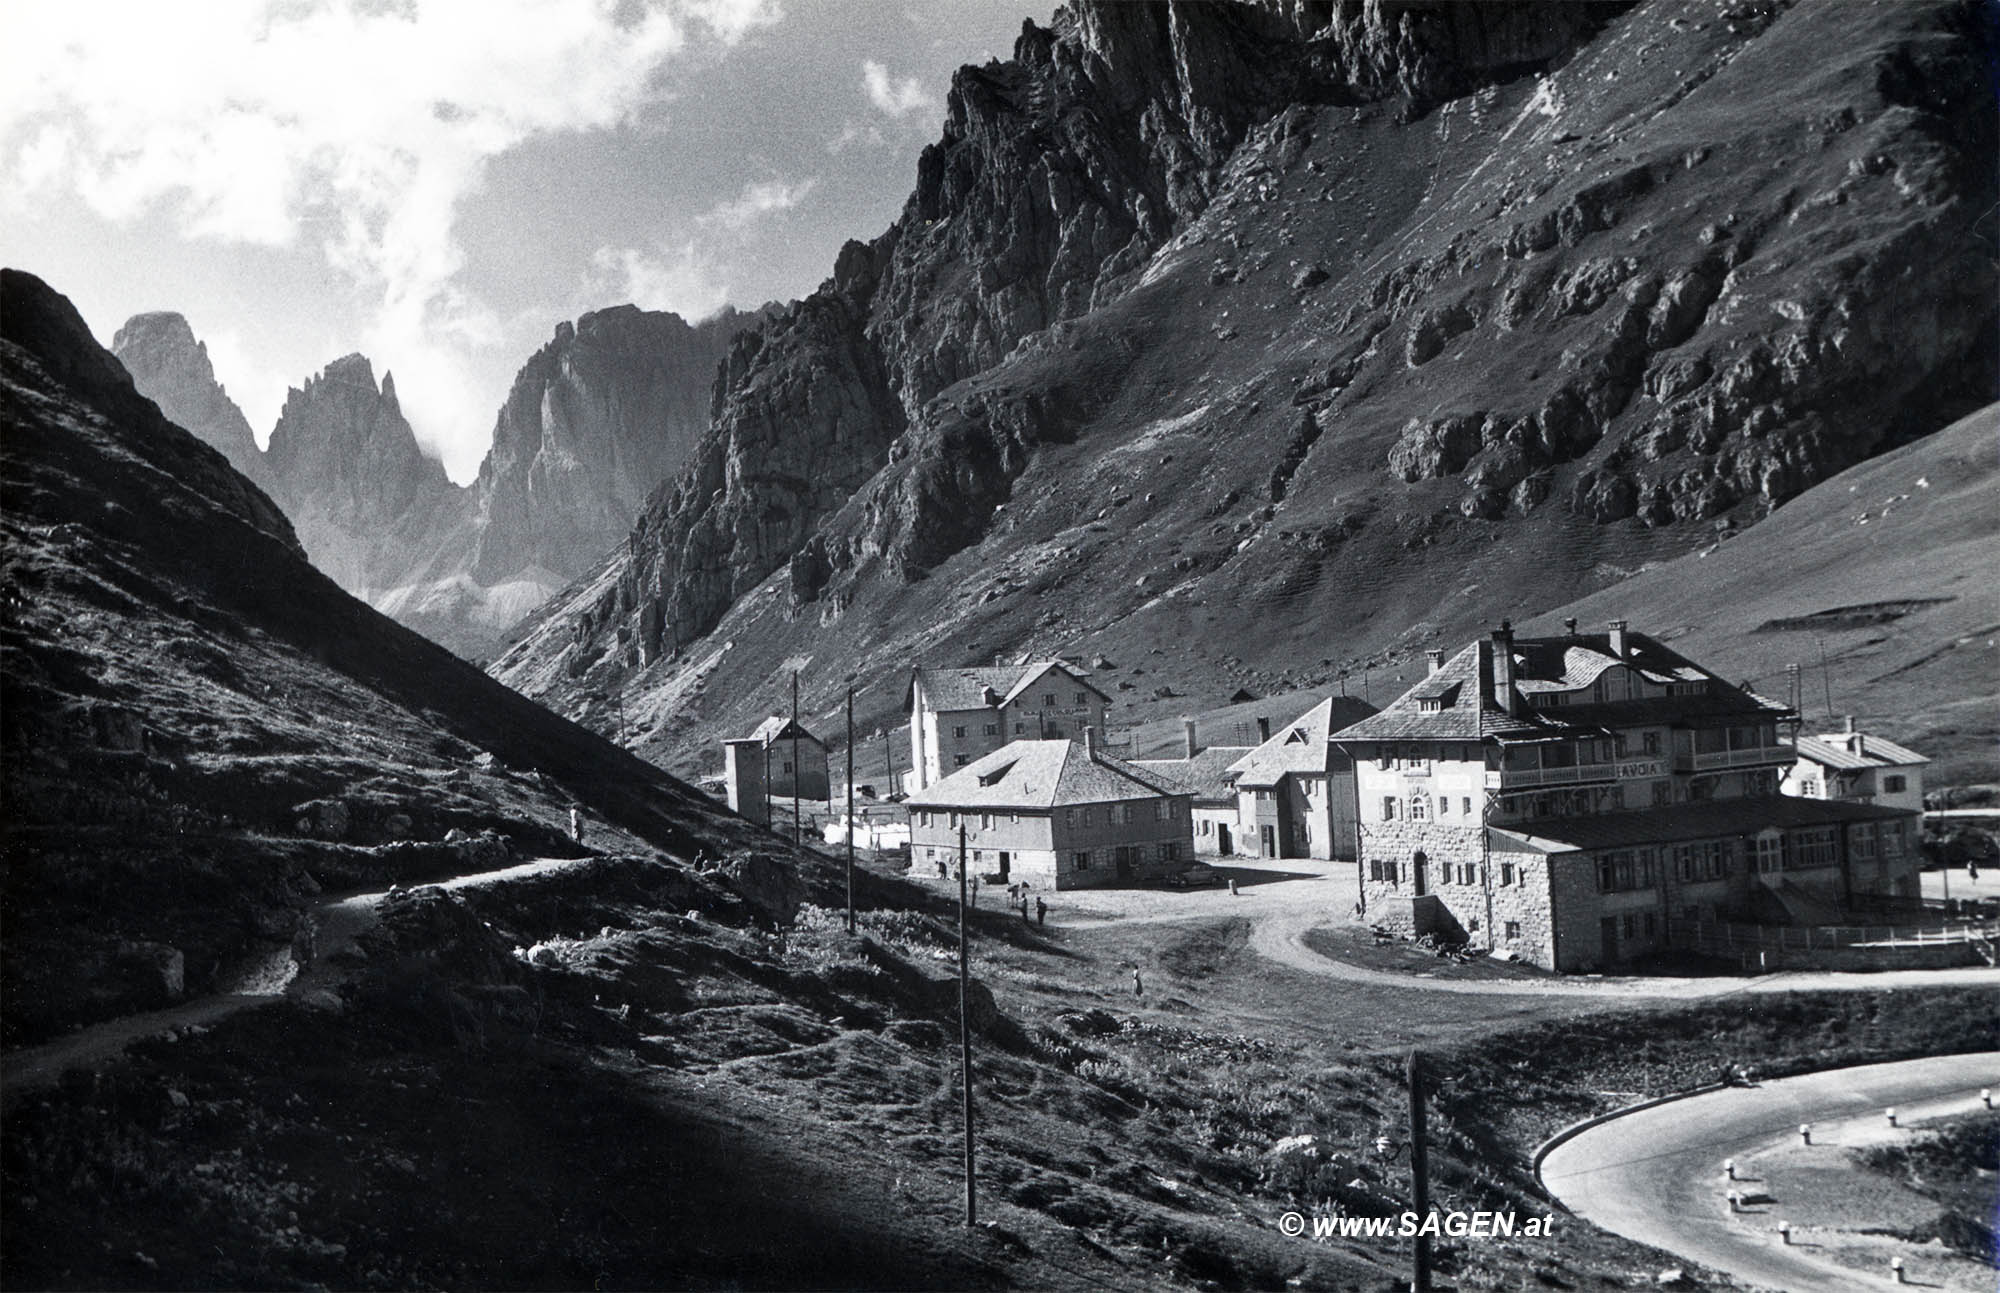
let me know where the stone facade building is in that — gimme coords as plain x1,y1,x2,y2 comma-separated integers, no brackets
902,731,1193,890
1784,718,1928,814
905,660,1109,790
1332,622,1923,971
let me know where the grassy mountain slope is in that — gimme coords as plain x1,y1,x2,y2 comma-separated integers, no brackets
1523,402,2000,785
495,0,1996,786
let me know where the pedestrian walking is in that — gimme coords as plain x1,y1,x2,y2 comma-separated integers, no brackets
1035,896,1047,928
971,877,980,908
1131,967,1144,998
570,806,583,845
1970,859,1981,884
1021,894,1031,924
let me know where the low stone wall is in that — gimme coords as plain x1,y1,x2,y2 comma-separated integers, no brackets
1736,940,1991,972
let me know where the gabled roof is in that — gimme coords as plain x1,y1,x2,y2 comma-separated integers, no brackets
749,716,826,748
904,739,1186,810
1226,696,1373,786
907,660,1109,713
1329,644,1538,743
1000,659,1110,709
1332,631,1788,745
1132,746,1254,803
1488,795,1914,854
1795,733,1930,771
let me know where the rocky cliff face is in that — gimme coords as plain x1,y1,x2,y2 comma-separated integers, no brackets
541,0,1617,667
262,354,473,597
499,0,1995,779
111,312,270,489
112,304,755,657
466,305,753,588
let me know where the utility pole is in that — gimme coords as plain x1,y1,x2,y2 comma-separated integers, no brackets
845,687,856,935
791,671,802,848
1409,1049,1431,1293
762,738,772,829
1817,639,1835,722
958,823,976,1226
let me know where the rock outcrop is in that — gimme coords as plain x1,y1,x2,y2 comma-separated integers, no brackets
111,312,271,489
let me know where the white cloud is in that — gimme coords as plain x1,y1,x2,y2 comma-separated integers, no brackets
696,177,816,229
0,0,779,471
590,242,733,322
827,120,889,154
861,59,934,118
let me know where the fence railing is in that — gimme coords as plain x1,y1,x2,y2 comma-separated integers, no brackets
1668,916,2000,954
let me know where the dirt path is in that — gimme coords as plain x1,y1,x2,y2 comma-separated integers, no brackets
1538,1052,2000,1293
1026,857,2000,999
0,855,594,1107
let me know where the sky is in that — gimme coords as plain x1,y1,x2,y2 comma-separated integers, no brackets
0,0,1043,481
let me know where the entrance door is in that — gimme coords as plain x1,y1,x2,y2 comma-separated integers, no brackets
1261,825,1276,857
998,851,1011,879
1600,917,1619,967
1217,825,1233,856
1412,850,1428,896
1115,846,1134,879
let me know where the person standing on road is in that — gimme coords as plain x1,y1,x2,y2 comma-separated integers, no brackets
1035,896,1047,928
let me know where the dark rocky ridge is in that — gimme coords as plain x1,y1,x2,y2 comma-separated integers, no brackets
0,268,766,1042
499,0,1996,781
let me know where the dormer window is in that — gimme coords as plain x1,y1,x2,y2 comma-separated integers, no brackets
978,761,1016,786
1418,697,1444,713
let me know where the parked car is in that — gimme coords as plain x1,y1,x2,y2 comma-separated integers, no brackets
1163,864,1219,889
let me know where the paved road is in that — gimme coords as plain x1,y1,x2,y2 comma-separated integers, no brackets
1539,1053,2000,1292
0,856,593,1107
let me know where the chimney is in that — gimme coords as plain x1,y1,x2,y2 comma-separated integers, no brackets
1843,715,1857,734
1564,617,1578,637
1608,619,1629,658
1083,725,1098,760
1183,717,1198,759
1256,716,1272,742
1489,621,1517,716
1425,648,1445,675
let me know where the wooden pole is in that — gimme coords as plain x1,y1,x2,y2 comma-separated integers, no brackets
1409,1050,1431,1292
791,672,802,848
959,823,976,1226
846,687,856,935
1817,638,1835,721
